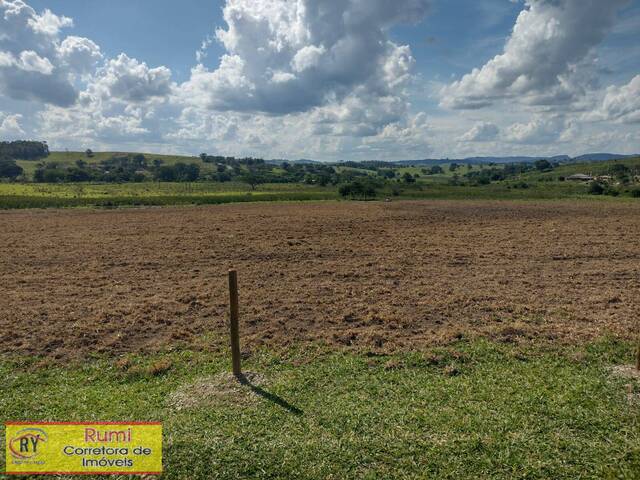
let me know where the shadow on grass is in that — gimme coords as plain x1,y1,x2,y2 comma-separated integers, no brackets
237,374,304,416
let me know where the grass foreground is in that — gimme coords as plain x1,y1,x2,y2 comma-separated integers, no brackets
1,339,639,479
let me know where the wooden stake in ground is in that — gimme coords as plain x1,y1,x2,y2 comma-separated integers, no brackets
636,343,640,371
228,269,242,377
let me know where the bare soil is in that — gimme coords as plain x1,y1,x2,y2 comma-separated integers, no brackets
168,372,266,410
1,200,639,362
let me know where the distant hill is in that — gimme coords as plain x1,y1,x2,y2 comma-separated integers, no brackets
266,158,322,165
40,150,638,168
571,153,638,162
394,153,637,166
459,155,571,165
395,155,570,166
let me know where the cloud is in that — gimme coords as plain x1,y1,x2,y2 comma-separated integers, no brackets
89,53,173,103
0,1,176,148
37,102,149,146
0,50,54,74
309,88,409,137
172,0,432,158
593,75,640,124
166,96,432,161
0,0,636,159
440,0,629,110
59,36,103,73
460,122,499,142
0,112,24,137
504,116,567,144
178,0,430,115
291,44,326,73
195,34,215,63
0,0,100,106
16,50,54,74
27,7,73,35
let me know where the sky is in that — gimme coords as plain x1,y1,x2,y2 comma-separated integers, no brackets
0,0,639,160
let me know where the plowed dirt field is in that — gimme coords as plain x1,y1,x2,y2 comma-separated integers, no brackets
2,200,639,361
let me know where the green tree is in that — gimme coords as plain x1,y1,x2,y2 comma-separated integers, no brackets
534,159,553,171
402,172,416,184
588,181,605,195
339,180,377,199
0,159,23,179
240,170,266,190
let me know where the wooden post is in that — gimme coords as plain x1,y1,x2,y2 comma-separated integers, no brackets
228,269,242,377
636,343,640,371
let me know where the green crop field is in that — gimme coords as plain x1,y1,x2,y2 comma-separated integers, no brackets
0,182,339,208
0,181,335,198
0,179,627,209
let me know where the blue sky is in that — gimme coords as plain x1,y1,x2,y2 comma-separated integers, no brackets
28,0,220,81
1,0,639,160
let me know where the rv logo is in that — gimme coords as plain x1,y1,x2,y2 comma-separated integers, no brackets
9,428,48,460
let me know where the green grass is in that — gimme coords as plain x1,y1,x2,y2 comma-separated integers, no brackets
1,339,639,479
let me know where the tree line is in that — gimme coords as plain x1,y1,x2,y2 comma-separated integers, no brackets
27,153,357,186
0,140,49,160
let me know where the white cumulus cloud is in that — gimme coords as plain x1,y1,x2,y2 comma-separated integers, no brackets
27,7,72,35
59,36,103,73
16,50,53,74
441,0,629,110
505,116,568,144
178,0,430,115
0,0,103,106
291,44,326,73
460,122,499,142
89,53,173,104
0,112,25,137
594,75,640,124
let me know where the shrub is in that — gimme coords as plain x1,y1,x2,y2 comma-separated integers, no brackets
0,159,24,179
402,172,415,184
631,189,640,198
339,180,378,199
588,181,605,195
